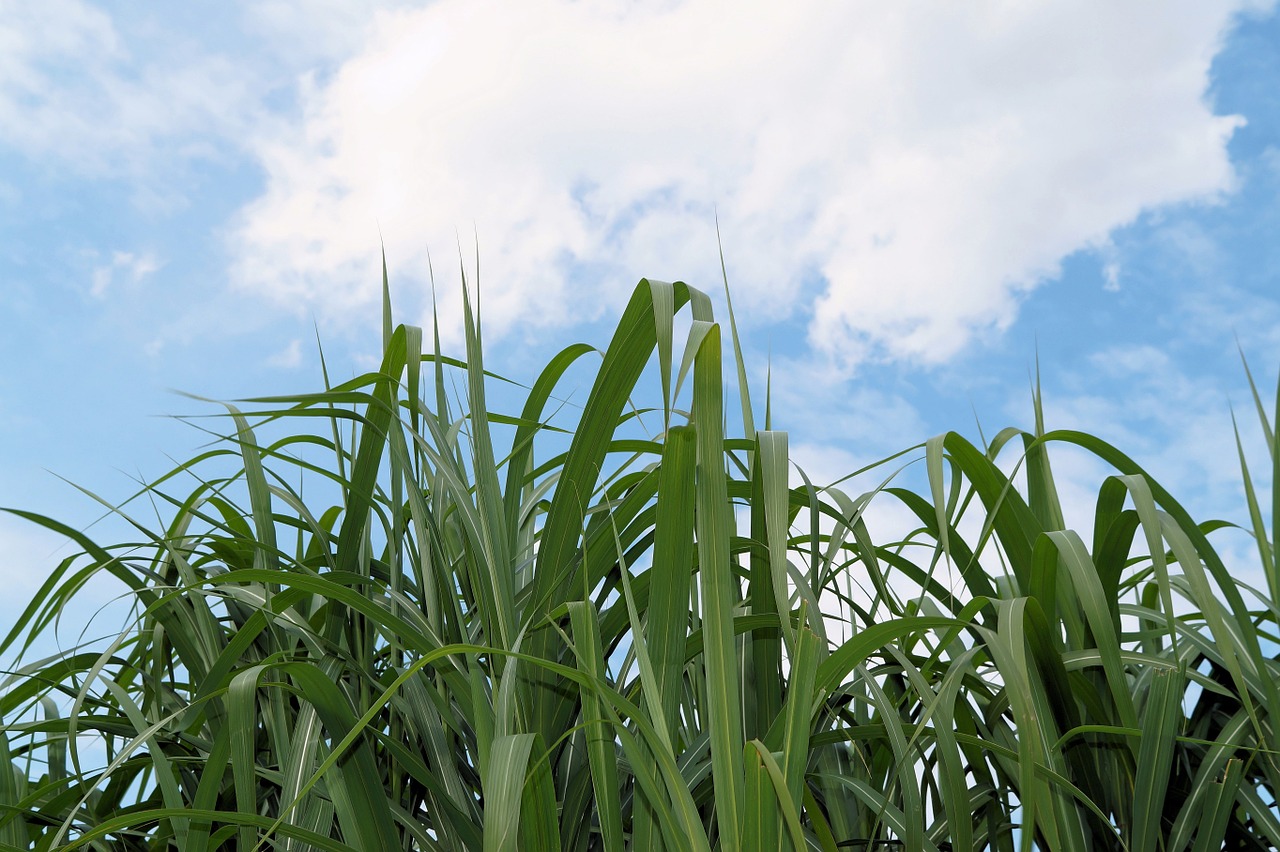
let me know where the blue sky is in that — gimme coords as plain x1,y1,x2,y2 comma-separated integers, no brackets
2,1,1279,636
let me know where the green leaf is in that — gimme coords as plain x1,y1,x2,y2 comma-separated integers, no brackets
1131,666,1183,852
691,320,745,849
567,602,624,852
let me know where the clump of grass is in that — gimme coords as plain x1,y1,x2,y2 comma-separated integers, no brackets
2,268,1278,850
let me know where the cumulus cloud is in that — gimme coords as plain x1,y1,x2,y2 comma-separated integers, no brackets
229,0,1268,361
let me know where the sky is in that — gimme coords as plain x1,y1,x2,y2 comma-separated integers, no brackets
2,0,1279,640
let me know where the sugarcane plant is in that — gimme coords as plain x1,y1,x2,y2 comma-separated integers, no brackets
1,265,1278,850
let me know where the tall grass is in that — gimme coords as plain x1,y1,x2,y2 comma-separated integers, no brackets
2,271,1278,850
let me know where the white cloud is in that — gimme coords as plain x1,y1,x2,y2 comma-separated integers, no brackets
0,0,258,184
1099,240,1123,292
229,0,1269,361
241,0,419,68
266,338,305,368
1102,264,1122,293
89,250,161,298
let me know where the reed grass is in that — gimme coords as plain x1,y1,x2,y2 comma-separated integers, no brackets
2,268,1278,850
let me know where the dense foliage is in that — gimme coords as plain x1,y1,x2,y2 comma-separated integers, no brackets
2,273,1278,850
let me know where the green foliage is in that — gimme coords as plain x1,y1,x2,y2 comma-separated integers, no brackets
2,273,1278,850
